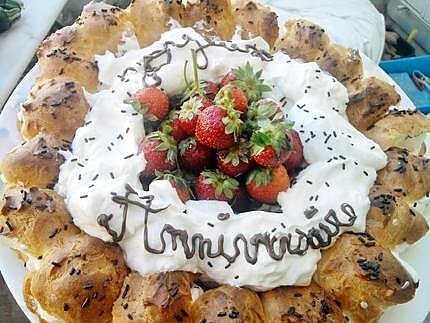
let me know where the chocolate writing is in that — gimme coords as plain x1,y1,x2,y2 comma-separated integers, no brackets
98,185,357,264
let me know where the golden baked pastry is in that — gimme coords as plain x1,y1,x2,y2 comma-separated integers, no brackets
367,185,428,249
376,147,430,202
24,234,127,323
346,77,401,131
365,109,430,151
39,2,133,60
260,282,346,322
190,285,265,322
276,19,330,62
18,78,90,141
0,133,65,188
0,186,81,259
315,233,417,323
0,1,428,322
112,271,197,322
231,1,279,48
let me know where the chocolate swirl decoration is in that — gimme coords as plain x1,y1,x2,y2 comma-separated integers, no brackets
97,184,167,242
98,185,357,265
118,33,274,88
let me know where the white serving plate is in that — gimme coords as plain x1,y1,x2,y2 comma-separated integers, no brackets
0,14,428,323
0,0,67,110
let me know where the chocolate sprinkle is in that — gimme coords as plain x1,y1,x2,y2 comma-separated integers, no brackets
81,297,90,309
217,213,230,221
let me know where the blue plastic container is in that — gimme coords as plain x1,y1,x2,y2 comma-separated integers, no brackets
379,55,430,114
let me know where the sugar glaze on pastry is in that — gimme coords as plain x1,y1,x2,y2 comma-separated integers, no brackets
56,28,387,290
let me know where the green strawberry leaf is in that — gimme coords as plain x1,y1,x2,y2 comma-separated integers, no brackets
247,167,273,186
231,62,272,102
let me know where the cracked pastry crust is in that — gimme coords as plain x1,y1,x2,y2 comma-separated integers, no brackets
18,78,90,141
0,133,66,188
112,271,198,322
376,147,430,203
365,109,430,151
0,186,81,259
314,233,417,323
367,185,429,249
346,77,401,131
260,281,346,322
0,1,429,323
190,285,266,322
275,19,330,62
24,234,127,323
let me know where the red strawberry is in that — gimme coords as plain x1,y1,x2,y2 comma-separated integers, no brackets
246,165,290,204
204,81,219,100
217,139,253,177
197,95,213,109
134,87,169,122
215,85,248,114
195,170,239,202
139,131,177,177
195,105,242,150
162,111,188,141
283,129,303,170
155,170,191,203
179,137,214,173
250,123,291,167
253,146,280,167
220,72,237,87
178,97,203,136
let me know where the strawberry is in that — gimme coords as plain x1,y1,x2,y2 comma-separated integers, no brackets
220,72,237,87
231,62,272,102
179,137,214,173
155,170,191,203
283,129,304,170
215,85,248,114
197,95,213,109
204,81,219,100
133,87,169,122
253,146,277,167
139,131,177,177
161,111,188,141
217,139,253,177
195,105,242,150
178,96,203,136
250,122,292,167
246,165,290,204
247,98,285,126
195,170,239,202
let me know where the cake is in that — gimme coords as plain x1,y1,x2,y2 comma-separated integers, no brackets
1,1,430,322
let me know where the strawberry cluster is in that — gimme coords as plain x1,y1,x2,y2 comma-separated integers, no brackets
131,57,304,212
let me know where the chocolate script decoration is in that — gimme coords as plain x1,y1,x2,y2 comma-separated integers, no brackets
97,184,167,242
119,33,273,88
98,185,357,264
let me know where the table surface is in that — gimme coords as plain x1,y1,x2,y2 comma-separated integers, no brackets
0,273,28,323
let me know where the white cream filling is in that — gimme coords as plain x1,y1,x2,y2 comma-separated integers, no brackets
0,236,40,271
33,299,62,323
191,284,204,302
56,27,388,291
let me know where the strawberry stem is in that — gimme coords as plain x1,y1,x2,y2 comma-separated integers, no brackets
183,60,190,88
182,49,205,102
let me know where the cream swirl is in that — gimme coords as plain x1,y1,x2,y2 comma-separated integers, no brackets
56,28,386,291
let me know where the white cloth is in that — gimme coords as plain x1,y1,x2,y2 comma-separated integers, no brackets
261,0,385,63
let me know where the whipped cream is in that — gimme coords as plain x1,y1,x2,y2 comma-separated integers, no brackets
56,28,387,291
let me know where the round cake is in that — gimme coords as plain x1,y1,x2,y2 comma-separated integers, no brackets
1,1,430,322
